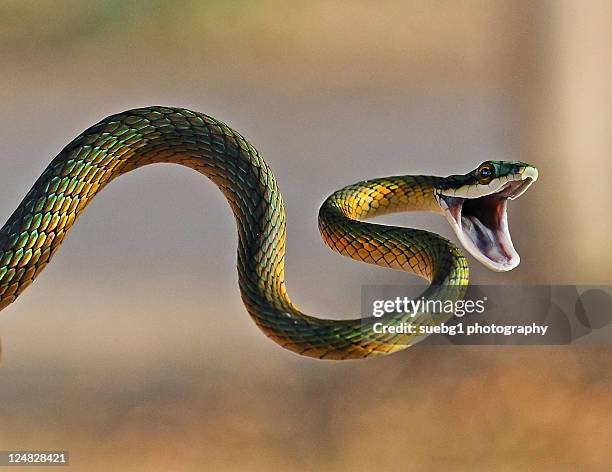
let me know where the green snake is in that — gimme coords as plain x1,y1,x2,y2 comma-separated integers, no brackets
0,107,538,359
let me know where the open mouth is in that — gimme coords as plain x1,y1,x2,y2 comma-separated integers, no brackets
438,172,537,272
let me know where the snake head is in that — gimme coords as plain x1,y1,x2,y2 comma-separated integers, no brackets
435,161,538,272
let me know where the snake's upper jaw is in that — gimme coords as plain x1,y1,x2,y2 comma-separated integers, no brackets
438,167,538,272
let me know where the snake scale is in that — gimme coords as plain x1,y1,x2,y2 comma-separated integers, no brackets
0,107,537,359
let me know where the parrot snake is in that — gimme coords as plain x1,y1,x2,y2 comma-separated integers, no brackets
0,107,538,359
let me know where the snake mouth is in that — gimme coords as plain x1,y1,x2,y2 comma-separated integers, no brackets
438,172,537,272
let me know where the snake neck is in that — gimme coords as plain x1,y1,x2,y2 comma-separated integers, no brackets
0,106,468,359
318,175,468,286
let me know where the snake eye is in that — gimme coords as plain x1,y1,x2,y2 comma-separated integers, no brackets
477,164,495,184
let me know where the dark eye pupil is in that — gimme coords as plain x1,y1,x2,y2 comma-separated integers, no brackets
481,168,490,177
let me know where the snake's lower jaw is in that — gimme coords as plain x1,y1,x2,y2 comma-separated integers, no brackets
444,196,520,272
438,172,537,272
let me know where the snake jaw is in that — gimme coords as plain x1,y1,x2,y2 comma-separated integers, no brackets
438,166,538,272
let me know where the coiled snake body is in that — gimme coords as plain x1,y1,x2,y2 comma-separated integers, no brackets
0,107,537,359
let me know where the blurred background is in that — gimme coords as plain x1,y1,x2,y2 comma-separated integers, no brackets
0,1,611,470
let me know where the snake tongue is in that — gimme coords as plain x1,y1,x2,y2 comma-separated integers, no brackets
439,185,525,272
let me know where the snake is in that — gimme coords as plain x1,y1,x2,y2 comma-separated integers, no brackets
0,106,538,359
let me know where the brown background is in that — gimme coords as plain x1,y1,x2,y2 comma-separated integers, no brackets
0,1,611,470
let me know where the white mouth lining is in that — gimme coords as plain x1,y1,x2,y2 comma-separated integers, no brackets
439,177,535,272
